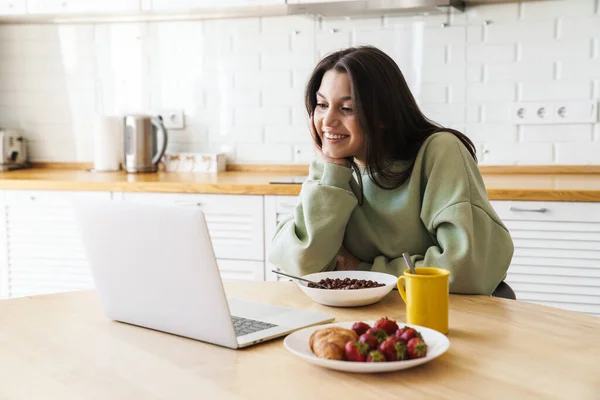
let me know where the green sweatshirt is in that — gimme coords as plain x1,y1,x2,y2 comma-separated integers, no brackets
268,132,515,295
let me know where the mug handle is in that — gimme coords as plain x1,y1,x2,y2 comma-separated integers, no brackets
397,276,408,304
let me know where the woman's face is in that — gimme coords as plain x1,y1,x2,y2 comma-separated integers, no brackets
313,69,366,165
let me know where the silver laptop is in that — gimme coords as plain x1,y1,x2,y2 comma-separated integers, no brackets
73,198,334,349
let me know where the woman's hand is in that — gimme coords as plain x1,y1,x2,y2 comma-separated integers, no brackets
310,118,351,168
313,142,351,168
335,246,361,271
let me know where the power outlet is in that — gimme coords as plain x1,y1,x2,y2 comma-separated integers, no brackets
512,101,598,125
153,109,185,130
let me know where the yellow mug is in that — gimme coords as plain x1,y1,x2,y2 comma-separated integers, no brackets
397,267,450,334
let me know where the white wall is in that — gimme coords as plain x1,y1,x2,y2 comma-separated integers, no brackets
0,0,599,165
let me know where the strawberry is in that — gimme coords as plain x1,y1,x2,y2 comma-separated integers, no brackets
358,333,379,350
395,326,409,338
352,321,371,337
396,327,421,343
344,340,370,362
374,317,399,336
378,336,408,362
366,350,386,362
406,337,428,359
365,327,388,344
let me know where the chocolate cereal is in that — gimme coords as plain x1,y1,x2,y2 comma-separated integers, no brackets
308,278,385,290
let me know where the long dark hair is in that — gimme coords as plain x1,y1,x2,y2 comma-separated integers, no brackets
305,45,477,191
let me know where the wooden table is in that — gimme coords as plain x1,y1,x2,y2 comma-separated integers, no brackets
1,282,599,400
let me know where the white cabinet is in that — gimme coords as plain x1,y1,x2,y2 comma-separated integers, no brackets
286,0,349,3
118,192,265,281
0,193,6,298
1,190,112,299
264,195,298,281
217,259,264,282
144,0,284,11
0,0,26,15
26,0,140,14
0,189,268,298
3,186,598,314
0,0,287,20
491,200,600,317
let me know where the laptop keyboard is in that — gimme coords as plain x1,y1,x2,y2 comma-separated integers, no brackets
231,316,278,337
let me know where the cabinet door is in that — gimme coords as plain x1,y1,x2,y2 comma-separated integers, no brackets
217,259,264,282
0,192,7,299
286,0,349,3
26,0,140,14
121,192,265,262
0,0,26,15
229,0,285,4
148,0,284,11
492,200,600,317
3,190,112,298
264,195,298,281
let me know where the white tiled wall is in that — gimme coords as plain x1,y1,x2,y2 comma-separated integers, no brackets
0,0,599,165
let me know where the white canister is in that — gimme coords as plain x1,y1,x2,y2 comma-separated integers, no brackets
92,115,122,172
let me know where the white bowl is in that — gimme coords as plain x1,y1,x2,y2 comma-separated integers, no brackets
297,270,398,307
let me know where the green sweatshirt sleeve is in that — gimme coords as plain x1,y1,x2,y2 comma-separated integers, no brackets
267,159,359,277
361,202,513,295
359,133,514,295
413,202,513,294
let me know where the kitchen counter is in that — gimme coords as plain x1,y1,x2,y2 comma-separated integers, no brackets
1,167,600,201
0,282,599,399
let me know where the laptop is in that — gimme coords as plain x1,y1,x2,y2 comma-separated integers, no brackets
73,198,334,349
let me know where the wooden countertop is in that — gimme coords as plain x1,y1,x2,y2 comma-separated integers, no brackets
1,282,599,399
1,167,600,201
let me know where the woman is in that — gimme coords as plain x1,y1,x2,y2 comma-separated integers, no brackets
268,46,514,296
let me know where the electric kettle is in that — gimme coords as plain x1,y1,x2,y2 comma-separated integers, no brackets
123,114,168,173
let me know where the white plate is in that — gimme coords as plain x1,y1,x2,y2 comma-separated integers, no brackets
297,271,398,307
283,321,450,373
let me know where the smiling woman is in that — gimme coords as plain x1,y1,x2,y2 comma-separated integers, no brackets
312,70,365,164
268,46,515,296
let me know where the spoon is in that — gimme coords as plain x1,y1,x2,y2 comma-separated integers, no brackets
402,252,417,275
271,270,329,289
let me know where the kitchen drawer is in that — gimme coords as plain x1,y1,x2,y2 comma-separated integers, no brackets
149,0,229,10
147,0,284,11
4,190,111,205
507,280,600,297
513,245,600,261
507,263,600,317
0,194,6,299
8,260,95,298
506,257,600,315
121,193,265,261
491,200,600,223
493,200,600,317
272,195,299,216
264,195,298,238
26,0,140,14
1,190,107,298
521,298,600,317
508,259,600,276
264,195,298,281
512,237,600,251
216,259,264,282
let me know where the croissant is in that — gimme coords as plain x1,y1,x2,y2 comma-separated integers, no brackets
309,327,358,360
